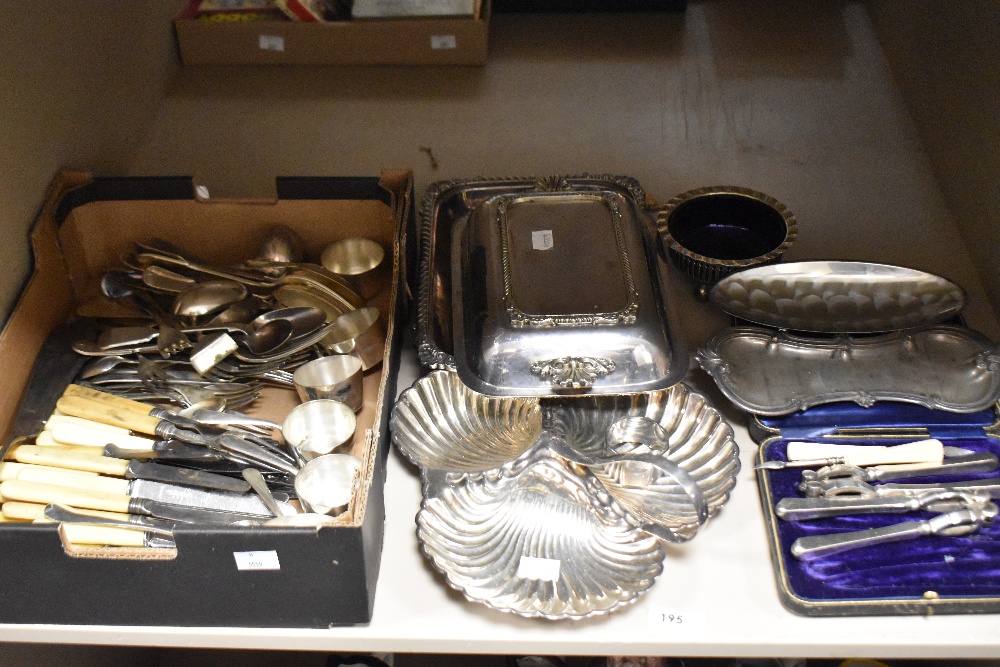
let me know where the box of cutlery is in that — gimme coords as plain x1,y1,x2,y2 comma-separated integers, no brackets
0,169,413,627
751,401,1000,616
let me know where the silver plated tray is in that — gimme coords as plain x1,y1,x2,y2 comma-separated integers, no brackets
417,452,665,619
451,188,687,396
414,175,652,371
708,261,966,333
697,325,1000,415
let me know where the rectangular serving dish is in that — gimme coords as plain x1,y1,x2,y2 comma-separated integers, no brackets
753,401,1000,616
415,174,687,397
0,169,413,627
451,188,688,396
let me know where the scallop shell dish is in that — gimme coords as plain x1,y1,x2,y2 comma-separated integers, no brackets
390,370,740,619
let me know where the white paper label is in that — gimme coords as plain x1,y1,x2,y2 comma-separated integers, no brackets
259,34,286,52
516,556,560,581
234,550,281,571
430,34,457,50
531,229,554,250
647,603,700,629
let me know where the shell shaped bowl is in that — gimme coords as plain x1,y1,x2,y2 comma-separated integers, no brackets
544,383,741,541
390,369,543,473
417,454,665,619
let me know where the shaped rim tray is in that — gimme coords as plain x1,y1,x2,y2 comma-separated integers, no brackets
415,175,650,371
708,261,966,333
697,325,1000,415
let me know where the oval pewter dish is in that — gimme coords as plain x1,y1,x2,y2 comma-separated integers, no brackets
708,261,966,333
417,454,665,619
697,325,1000,415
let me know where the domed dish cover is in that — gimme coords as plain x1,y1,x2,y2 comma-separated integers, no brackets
390,369,543,473
416,452,665,619
451,188,689,397
656,186,797,285
707,260,966,333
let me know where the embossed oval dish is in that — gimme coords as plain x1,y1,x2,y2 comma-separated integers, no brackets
451,189,688,397
417,454,666,619
708,260,966,333
697,325,1000,415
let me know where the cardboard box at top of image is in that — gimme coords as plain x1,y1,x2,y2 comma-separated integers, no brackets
0,169,413,627
174,0,490,65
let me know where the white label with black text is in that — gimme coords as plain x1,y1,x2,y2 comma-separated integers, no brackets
647,603,700,629
531,229,554,250
430,34,457,50
516,556,560,581
234,550,281,571
259,35,285,52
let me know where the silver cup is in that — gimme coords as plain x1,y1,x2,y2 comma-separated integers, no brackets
321,306,384,371
294,453,362,517
281,399,357,462
293,354,364,412
321,237,387,300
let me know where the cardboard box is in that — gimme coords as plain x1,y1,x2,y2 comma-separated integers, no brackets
0,169,413,627
174,0,490,65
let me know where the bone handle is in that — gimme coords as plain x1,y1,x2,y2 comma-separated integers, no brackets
786,439,944,467
54,395,161,436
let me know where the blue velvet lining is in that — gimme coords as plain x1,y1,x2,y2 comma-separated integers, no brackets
760,402,1000,604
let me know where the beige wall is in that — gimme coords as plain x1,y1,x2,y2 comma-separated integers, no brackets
868,0,1000,315
0,2,182,321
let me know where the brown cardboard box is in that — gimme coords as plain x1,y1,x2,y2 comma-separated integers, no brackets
174,0,490,65
0,170,412,627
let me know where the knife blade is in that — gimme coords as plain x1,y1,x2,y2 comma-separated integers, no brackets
9,444,249,493
0,480,266,525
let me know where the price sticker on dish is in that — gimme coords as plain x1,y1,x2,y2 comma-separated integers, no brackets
531,230,554,251
517,556,560,581
647,603,701,630
234,550,281,571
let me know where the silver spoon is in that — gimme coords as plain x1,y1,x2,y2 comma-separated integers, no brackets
173,279,249,321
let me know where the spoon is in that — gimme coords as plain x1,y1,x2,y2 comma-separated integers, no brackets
254,224,305,265
142,265,197,293
251,306,326,338
173,279,249,321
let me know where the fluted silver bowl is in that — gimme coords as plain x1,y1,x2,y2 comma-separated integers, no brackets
390,369,543,473
417,453,665,619
544,383,741,541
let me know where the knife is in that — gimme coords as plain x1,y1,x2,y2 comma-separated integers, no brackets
44,503,176,538
9,444,249,493
103,441,224,462
54,395,211,446
0,480,267,525
60,384,198,430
